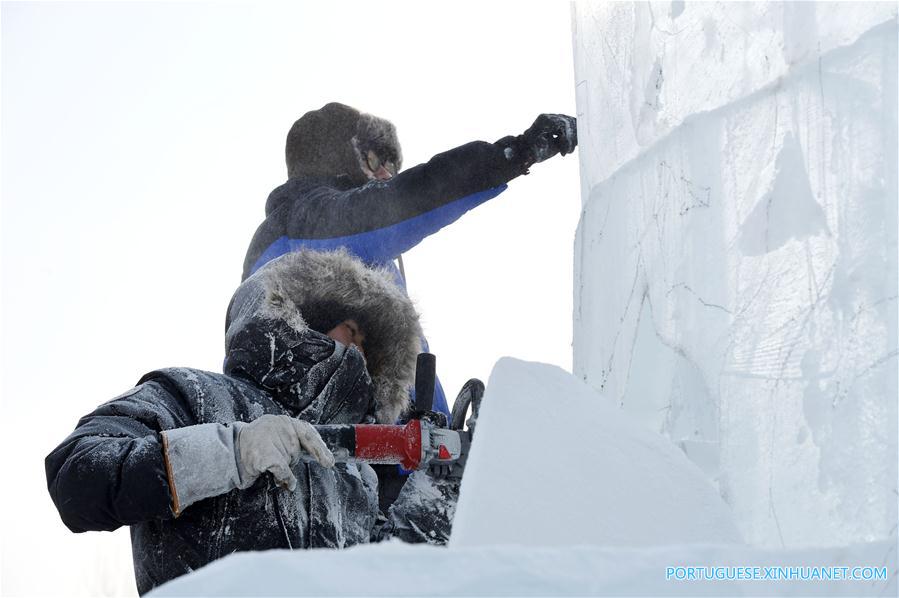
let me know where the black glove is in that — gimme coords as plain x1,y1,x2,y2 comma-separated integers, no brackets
523,113,578,161
496,113,578,174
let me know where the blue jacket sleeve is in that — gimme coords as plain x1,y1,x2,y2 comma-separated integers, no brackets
252,186,505,270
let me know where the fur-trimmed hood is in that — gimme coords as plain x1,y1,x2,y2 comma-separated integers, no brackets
224,249,421,424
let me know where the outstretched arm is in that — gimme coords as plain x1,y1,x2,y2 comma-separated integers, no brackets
245,114,577,276
255,141,517,271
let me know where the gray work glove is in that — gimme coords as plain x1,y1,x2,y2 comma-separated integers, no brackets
162,415,335,515
235,414,335,489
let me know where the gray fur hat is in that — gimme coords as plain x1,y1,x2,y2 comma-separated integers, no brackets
231,249,422,423
285,102,402,186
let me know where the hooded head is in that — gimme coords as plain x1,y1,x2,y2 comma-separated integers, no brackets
224,249,421,424
285,102,402,186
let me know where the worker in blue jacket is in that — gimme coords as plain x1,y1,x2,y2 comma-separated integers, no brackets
241,102,577,508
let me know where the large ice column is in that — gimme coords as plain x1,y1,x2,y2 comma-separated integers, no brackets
572,2,898,548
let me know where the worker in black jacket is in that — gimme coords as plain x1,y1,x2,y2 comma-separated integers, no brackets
242,102,578,419
46,249,447,595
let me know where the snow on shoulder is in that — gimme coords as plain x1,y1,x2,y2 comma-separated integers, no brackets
451,357,741,547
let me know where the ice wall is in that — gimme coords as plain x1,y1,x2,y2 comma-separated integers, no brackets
572,2,898,548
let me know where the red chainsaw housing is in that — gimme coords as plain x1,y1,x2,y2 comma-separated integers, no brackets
354,419,423,470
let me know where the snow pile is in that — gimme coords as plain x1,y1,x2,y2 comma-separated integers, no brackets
451,358,741,547
572,1,898,547
150,539,895,597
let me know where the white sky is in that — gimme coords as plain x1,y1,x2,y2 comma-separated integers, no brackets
0,2,578,595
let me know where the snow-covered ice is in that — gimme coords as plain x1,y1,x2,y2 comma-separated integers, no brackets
573,1,898,548
150,538,895,597
152,359,895,597
451,358,741,547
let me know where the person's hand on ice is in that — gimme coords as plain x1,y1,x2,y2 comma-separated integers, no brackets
495,113,577,174
521,113,578,162
236,414,335,490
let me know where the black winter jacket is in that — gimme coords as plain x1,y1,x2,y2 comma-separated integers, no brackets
46,250,427,595
242,140,528,281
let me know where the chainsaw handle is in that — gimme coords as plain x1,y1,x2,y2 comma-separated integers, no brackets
414,353,436,412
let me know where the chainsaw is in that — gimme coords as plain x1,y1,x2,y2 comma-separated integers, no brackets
300,353,479,479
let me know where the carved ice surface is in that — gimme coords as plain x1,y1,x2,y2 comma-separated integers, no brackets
451,358,743,548
573,2,898,548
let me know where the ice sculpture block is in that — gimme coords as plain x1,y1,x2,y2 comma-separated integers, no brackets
572,1,897,547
